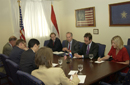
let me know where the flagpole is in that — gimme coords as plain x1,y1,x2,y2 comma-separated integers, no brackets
17,0,21,7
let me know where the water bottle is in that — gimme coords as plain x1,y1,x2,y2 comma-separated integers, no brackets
69,50,73,58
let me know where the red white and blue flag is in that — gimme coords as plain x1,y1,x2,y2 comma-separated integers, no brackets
19,6,26,41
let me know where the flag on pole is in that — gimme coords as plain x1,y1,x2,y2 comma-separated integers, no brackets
51,4,59,37
19,6,26,41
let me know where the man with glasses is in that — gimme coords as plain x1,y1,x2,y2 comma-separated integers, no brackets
10,39,28,65
74,33,99,59
62,32,79,54
47,32,62,51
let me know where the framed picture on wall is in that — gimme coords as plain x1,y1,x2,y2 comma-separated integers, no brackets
75,7,96,27
93,29,99,34
109,1,130,26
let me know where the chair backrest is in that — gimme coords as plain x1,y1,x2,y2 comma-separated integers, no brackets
6,59,20,85
79,41,84,49
62,40,66,47
96,43,106,58
123,69,130,85
0,54,11,76
127,38,130,45
44,40,49,46
124,45,130,57
17,70,45,85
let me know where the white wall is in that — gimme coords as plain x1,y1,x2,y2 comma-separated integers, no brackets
0,0,13,53
54,0,130,55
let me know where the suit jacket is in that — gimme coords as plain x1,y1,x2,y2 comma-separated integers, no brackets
20,49,37,74
47,38,62,52
78,41,99,59
3,43,13,56
9,46,24,65
31,66,80,85
64,39,80,54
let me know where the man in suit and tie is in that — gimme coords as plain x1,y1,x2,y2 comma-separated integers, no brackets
3,36,17,56
62,32,79,54
74,33,99,59
47,32,62,51
20,39,40,74
10,39,28,65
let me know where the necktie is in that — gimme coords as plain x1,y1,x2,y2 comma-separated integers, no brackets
53,41,54,46
68,43,70,50
86,45,89,54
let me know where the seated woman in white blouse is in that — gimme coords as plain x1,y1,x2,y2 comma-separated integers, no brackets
31,47,80,85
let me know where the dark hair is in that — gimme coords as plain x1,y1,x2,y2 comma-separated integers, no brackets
28,39,40,48
50,32,56,37
9,36,17,42
35,47,53,68
66,32,73,37
84,33,92,40
16,39,26,45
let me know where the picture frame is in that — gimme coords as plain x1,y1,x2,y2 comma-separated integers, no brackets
75,7,96,27
93,29,99,34
109,1,130,26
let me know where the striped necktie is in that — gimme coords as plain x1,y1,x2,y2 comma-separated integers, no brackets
86,45,89,54
68,43,70,50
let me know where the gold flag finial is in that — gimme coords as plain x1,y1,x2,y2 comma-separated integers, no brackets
17,0,21,6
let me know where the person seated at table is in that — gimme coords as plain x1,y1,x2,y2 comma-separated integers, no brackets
10,39,28,65
20,39,40,74
62,32,80,54
47,32,62,51
98,35,129,73
31,47,80,85
3,36,17,56
74,33,99,59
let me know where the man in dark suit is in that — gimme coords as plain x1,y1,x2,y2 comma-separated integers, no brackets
47,32,62,51
20,39,40,74
62,32,79,54
10,39,28,65
74,33,99,59
3,36,17,56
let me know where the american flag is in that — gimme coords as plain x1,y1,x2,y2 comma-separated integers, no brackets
76,8,94,27
19,6,26,41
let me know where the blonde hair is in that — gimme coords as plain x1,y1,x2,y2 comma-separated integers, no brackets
111,36,124,49
35,47,53,68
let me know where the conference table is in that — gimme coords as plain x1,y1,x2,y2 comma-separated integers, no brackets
53,55,128,85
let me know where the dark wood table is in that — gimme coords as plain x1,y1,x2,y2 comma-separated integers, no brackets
53,55,128,85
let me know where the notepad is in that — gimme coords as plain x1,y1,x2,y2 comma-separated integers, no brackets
53,51,64,55
68,70,78,75
52,63,58,67
70,75,86,83
73,56,77,59
73,56,83,59
95,61,104,63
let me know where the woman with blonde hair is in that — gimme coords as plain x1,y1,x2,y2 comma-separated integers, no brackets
98,35,129,73
31,47,80,85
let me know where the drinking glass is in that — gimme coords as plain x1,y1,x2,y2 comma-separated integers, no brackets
89,54,94,62
78,64,83,74
58,59,63,67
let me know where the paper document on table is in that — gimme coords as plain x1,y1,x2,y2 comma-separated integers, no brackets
73,56,77,59
53,51,64,55
52,63,58,67
66,53,69,55
70,75,86,83
95,61,104,63
68,70,78,75
73,56,82,59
